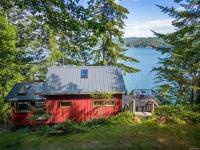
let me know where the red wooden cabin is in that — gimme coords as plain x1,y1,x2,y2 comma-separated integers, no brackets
5,66,126,125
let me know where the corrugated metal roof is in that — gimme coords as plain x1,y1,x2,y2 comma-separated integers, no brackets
43,66,126,95
5,82,45,101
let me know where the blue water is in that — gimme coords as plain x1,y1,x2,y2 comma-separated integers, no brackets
123,48,163,91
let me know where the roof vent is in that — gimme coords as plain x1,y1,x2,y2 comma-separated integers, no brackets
81,69,88,78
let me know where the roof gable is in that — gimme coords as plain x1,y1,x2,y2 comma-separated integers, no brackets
43,66,126,95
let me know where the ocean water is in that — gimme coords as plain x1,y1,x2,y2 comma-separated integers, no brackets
123,48,163,92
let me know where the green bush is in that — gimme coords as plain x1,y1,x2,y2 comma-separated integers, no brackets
83,118,111,127
54,120,87,134
16,125,54,136
53,113,135,135
154,105,200,124
0,128,10,135
33,125,54,136
29,114,50,121
187,105,200,113
8,112,135,135
109,112,134,125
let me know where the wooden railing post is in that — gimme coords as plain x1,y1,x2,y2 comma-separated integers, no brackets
152,102,155,113
132,99,135,114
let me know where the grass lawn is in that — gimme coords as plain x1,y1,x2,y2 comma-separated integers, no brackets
0,121,200,150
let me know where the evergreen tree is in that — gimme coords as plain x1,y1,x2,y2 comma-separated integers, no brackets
0,0,96,80
0,0,48,81
26,0,96,66
90,0,139,73
47,27,64,66
0,15,26,98
153,0,200,104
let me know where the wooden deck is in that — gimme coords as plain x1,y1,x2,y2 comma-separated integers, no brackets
122,92,159,116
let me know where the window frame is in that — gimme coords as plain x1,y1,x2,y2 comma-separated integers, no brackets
81,69,88,78
60,101,72,108
16,102,32,113
18,85,31,95
93,99,115,107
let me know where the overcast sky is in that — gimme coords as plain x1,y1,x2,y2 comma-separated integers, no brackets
117,0,179,37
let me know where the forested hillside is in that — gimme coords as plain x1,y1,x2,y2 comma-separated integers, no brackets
124,37,170,48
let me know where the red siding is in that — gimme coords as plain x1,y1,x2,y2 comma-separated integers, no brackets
12,102,51,125
46,94,122,123
12,94,122,125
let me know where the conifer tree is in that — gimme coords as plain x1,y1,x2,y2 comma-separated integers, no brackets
153,0,200,104
90,0,139,73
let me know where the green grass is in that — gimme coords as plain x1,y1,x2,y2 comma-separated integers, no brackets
0,121,200,150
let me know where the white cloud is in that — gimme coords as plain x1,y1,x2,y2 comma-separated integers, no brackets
176,6,185,11
124,19,175,37
115,0,119,3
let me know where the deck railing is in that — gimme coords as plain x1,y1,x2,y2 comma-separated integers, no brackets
130,89,159,100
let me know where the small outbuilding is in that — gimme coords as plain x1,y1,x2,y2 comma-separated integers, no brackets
5,82,46,125
5,66,126,125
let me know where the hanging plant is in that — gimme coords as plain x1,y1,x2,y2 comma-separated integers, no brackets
91,91,115,107
90,91,113,100
29,114,50,121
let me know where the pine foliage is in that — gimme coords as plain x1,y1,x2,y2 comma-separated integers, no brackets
153,0,200,104
89,0,139,73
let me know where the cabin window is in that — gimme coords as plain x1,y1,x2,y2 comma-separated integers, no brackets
18,85,31,95
60,101,72,107
93,100,115,106
35,102,46,114
16,102,32,113
81,69,88,78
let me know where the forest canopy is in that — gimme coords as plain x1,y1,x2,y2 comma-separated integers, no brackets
0,0,139,104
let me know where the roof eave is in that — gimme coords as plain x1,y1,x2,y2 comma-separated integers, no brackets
5,98,45,102
43,91,127,95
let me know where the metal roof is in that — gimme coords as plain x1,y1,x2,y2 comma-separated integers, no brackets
43,66,127,95
5,82,45,101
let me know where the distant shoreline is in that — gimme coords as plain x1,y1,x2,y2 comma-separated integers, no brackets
126,46,155,49
114,37,170,48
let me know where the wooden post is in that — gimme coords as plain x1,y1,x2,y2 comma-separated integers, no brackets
132,99,135,114
152,102,155,113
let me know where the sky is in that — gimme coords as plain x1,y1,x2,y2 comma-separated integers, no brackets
116,0,179,37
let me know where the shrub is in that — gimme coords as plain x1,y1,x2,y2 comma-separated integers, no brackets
29,114,50,121
84,118,111,127
8,113,136,135
16,126,30,133
187,105,200,113
90,91,113,99
0,128,10,135
109,112,135,125
154,105,200,124
33,125,54,136
54,120,87,134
